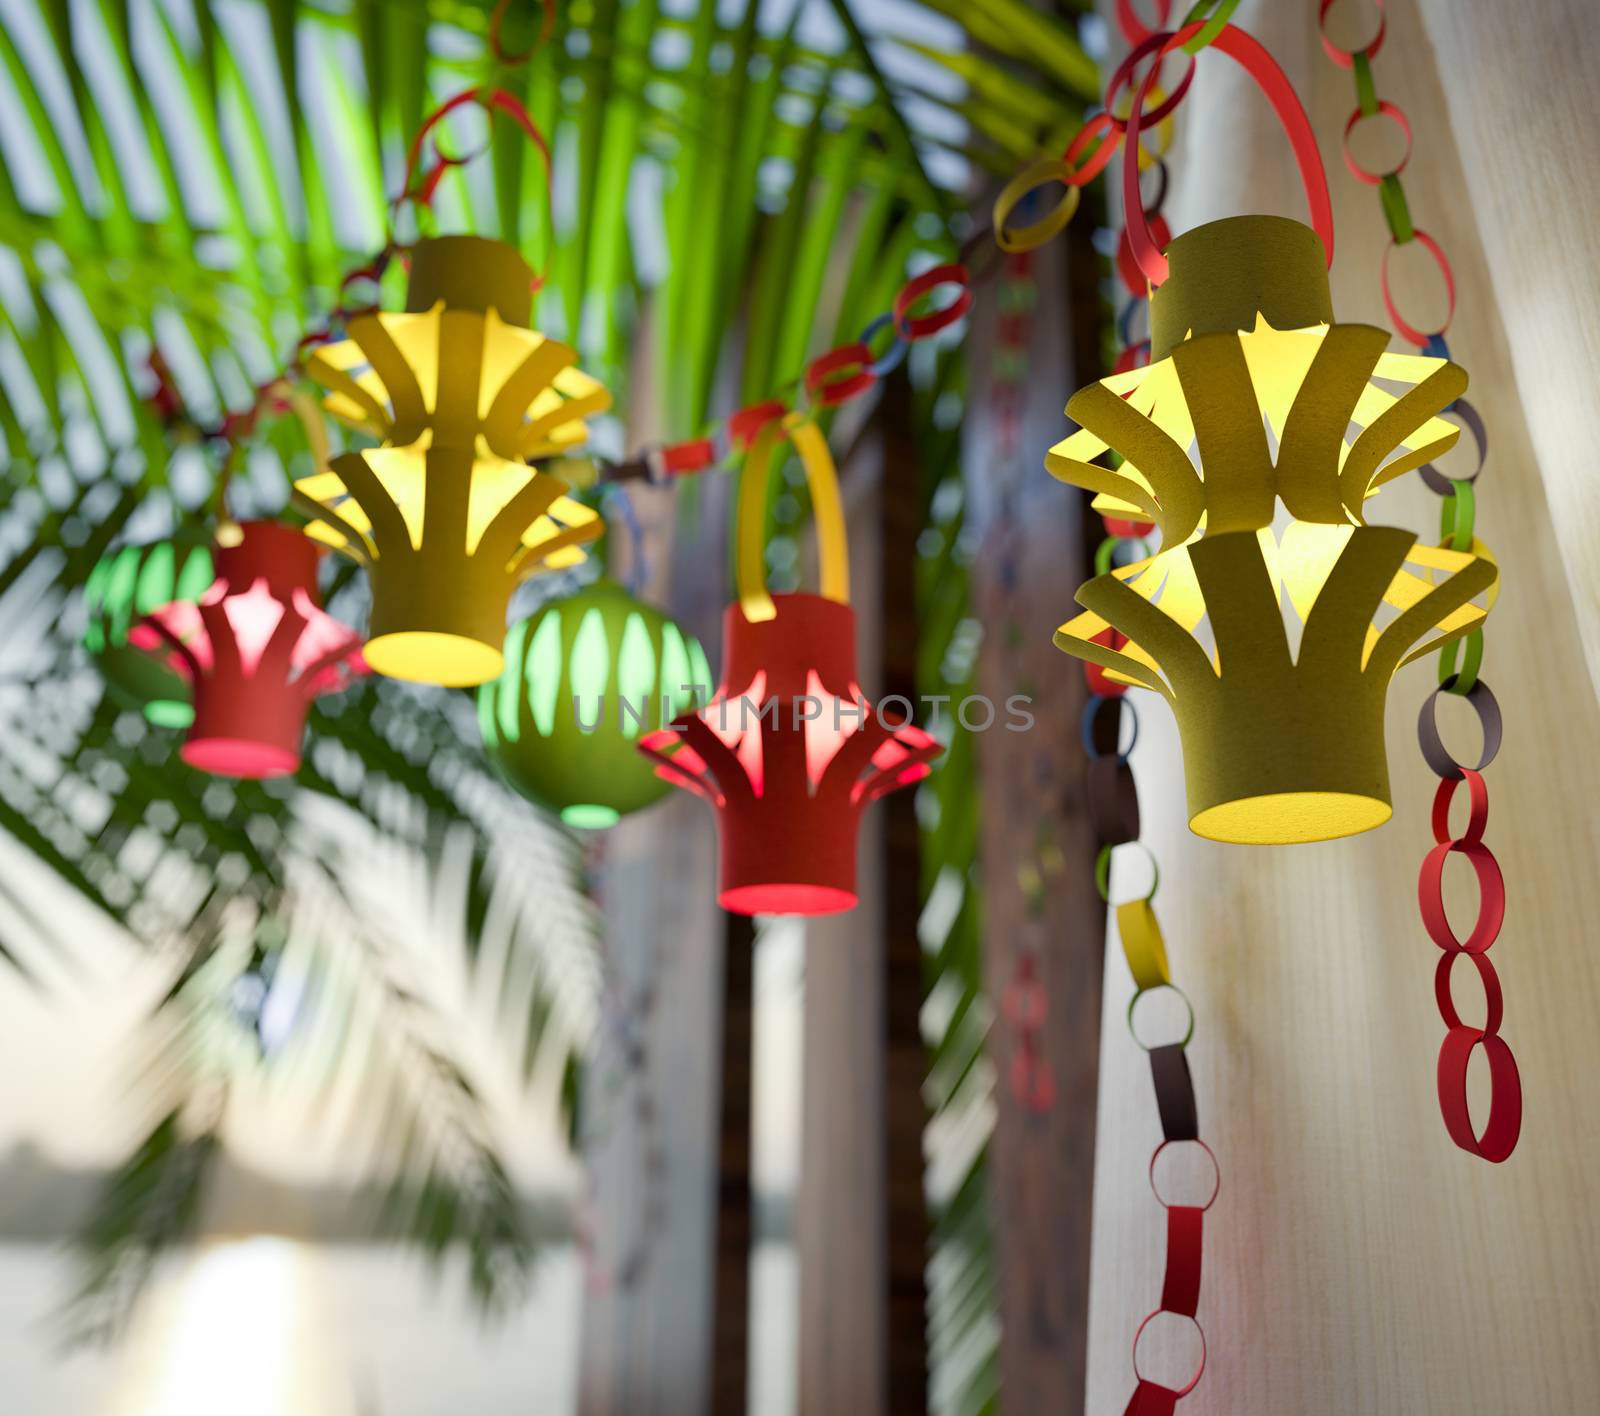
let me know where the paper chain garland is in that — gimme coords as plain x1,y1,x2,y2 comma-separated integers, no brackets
1088,129,1217,1412
1088,525,1217,1416
1318,0,1519,1161
598,11,1233,487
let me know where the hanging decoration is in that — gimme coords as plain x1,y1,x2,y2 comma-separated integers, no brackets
638,415,941,915
83,536,215,728
1317,0,1519,1159
479,578,714,830
293,235,604,688
1048,29,1497,845
131,520,366,779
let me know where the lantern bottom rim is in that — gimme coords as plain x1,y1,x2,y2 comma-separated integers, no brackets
144,698,195,730
365,630,505,687
182,737,300,780
719,883,858,917
560,803,622,830
1190,790,1392,845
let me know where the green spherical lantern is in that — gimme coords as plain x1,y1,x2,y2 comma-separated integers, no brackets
479,579,714,829
82,537,215,728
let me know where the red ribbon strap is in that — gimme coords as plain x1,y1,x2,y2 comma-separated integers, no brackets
1160,1207,1204,1317
1124,23,1333,284
1437,1027,1522,1162
397,87,553,289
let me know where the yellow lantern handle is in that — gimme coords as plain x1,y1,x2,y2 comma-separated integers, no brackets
736,413,848,623
284,383,332,472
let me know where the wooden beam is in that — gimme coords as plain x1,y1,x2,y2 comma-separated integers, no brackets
710,912,755,1416
878,367,932,1415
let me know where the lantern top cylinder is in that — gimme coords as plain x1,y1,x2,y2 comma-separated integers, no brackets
212,518,320,600
405,235,534,328
1149,215,1333,361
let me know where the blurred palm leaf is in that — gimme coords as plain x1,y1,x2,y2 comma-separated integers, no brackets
0,0,1098,1391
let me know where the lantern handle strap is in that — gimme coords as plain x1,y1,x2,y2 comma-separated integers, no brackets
1123,22,1333,284
736,413,849,623
395,87,554,292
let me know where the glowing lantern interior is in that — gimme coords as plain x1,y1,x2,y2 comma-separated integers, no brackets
83,538,215,727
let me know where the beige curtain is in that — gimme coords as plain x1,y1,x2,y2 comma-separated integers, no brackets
1085,2,1600,1412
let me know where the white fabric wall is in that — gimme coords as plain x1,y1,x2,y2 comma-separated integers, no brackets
1085,3,1600,1412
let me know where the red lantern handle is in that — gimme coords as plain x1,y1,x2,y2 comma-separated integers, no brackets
1124,23,1333,285
396,86,554,291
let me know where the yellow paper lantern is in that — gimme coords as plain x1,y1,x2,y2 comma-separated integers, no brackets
1051,216,1497,844
293,236,605,687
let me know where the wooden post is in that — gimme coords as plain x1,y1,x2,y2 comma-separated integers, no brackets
576,450,735,1416
710,912,754,1416
878,368,932,1415
797,417,891,1416
963,223,1107,1411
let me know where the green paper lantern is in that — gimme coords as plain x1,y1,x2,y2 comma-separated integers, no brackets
479,580,714,829
82,537,215,728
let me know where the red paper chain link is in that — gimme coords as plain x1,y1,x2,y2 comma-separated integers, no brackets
1320,0,1517,1162
1418,770,1522,1162
395,86,554,292
1123,22,1332,285
622,255,980,483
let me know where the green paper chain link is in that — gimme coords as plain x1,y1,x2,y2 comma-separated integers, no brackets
1379,173,1414,243
1440,480,1476,550
1439,629,1484,696
1179,0,1242,54
1096,841,1160,905
1352,50,1379,118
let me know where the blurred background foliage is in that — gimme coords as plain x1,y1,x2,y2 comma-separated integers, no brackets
0,0,1097,1404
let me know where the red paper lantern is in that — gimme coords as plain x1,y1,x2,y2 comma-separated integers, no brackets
131,521,366,778
639,416,940,916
